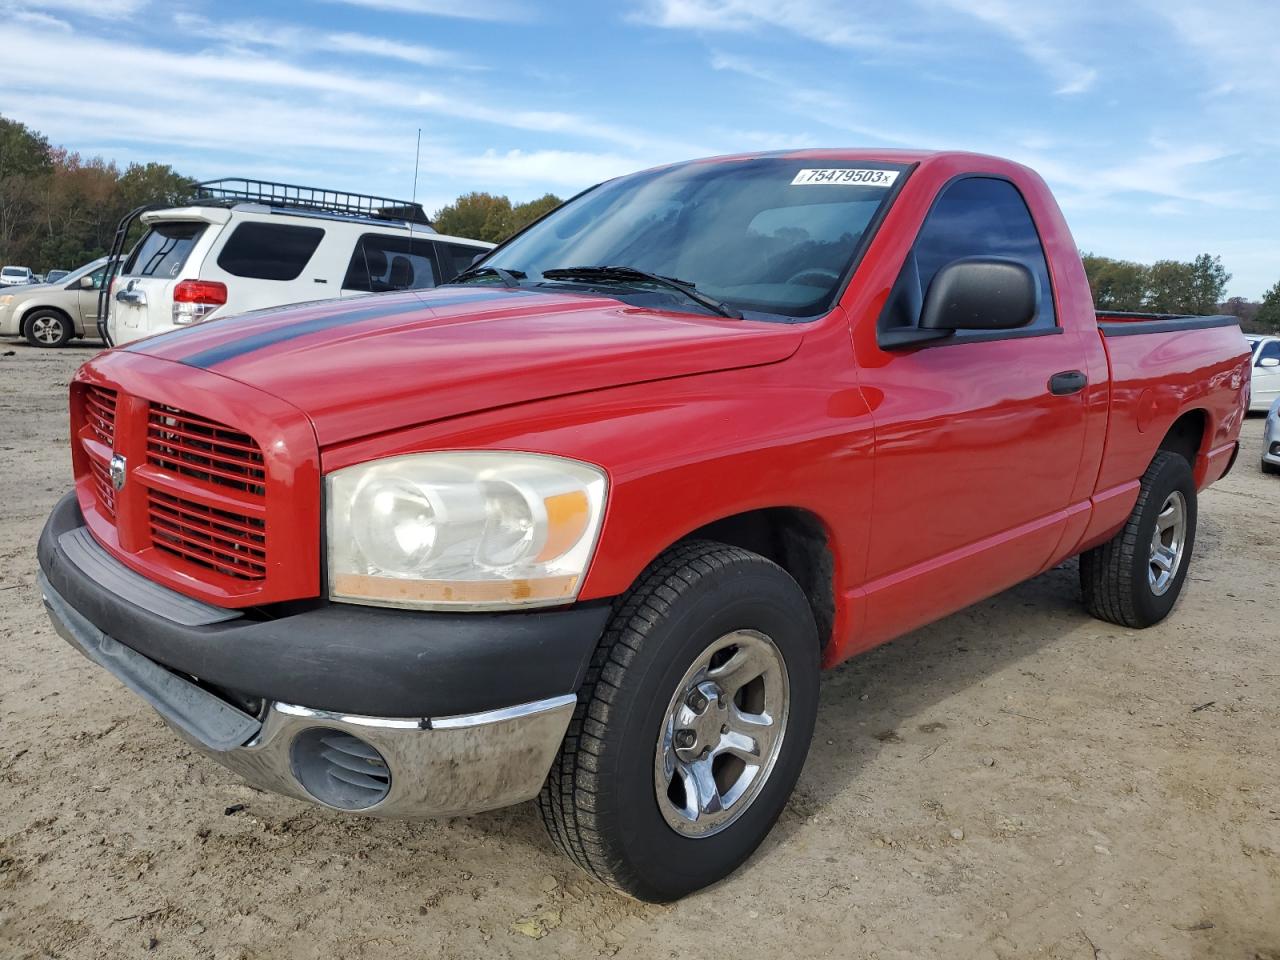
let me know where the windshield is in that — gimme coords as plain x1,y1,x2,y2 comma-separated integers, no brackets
2,267,28,277
477,158,906,320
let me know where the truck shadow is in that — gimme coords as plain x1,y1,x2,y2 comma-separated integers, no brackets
770,559,1094,841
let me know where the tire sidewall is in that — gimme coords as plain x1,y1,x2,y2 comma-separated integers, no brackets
600,561,819,901
1129,454,1197,623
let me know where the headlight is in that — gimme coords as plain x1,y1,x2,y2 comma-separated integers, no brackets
326,452,607,610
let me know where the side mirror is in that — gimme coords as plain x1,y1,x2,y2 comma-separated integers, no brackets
919,257,1038,332
1260,357,1280,369
470,252,486,266
78,275,95,289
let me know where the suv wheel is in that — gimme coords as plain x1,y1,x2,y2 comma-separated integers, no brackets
539,540,820,902
25,310,73,348
1080,450,1197,628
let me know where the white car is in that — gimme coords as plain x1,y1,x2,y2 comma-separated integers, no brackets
1,265,34,286
1263,397,1280,475
105,179,493,346
1247,334,1280,412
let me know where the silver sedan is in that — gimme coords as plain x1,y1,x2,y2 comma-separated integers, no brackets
1264,396,1280,475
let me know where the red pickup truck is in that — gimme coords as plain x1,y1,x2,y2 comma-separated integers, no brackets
39,149,1250,901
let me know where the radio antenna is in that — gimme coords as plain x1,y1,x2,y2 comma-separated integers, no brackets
409,127,422,237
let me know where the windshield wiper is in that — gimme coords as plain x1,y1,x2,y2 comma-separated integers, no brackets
539,265,742,319
448,264,525,288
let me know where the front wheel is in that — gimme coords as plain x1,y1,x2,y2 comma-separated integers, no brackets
1080,451,1197,628
539,541,820,902
24,310,73,348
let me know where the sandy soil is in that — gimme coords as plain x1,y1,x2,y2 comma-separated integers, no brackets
1,341,1277,960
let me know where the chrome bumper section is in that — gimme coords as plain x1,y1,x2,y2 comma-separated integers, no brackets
40,571,575,818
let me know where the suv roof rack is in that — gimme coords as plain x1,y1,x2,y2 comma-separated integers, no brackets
192,178,432,226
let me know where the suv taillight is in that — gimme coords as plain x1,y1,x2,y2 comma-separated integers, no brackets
172,279,228,325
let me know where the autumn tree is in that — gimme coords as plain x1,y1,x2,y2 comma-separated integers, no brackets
433,191,563,244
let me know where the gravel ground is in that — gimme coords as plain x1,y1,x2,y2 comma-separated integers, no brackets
1,342,1278,960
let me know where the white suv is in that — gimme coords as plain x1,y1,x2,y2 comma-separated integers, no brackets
105,180,493,345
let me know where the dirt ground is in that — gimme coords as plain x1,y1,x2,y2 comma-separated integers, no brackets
1,341,1277,960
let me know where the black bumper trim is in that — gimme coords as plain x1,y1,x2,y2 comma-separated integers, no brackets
38,492,612,718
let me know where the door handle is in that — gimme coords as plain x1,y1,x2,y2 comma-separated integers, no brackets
1049,370,1087,395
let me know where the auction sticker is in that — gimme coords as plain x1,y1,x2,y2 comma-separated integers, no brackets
791,168,898,186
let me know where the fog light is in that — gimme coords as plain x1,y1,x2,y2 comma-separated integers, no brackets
290,728,391,810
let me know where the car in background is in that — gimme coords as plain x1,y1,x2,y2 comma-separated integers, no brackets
104,178,493,346
1263,397,1280,475
1,265,34,286
0,257,120,347
1247,334,1280,412
44,269,70,284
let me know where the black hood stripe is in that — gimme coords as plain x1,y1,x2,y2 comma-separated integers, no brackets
173,290,520,369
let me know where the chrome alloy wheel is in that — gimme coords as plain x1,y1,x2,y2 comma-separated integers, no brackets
1148,489,1187,596
31,315,65,344
654,629,789,838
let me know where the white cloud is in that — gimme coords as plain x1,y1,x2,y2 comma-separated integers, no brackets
2,0,145,15
923,0,1098,95
171,14,464,68
321,0,530,20
635,0,917,53
1144,0,1280,102
0,24,691,155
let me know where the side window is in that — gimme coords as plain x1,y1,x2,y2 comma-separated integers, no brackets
435,242,487,282
88,267,107,290
216,222,325,281
881,177,1056,337
344,234,439,292
1259,341,1280,364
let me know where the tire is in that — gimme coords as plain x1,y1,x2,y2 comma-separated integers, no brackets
539,540,820,902
1080,451,1197,628
1263,459,1280,476
24,309,73,348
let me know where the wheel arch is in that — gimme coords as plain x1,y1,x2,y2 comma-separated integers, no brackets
1157,406,1212,479
675,506,837,650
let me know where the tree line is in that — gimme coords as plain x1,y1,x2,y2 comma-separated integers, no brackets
1082,251,1278,333
2,113,1276,331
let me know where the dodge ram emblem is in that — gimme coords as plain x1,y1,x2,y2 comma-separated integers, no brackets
109,454,127,492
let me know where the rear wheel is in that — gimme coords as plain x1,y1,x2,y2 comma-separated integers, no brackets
539,541,820,902
24,310,73,348
1080,451,1197,628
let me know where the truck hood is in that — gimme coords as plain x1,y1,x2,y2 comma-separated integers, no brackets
128,286,804,445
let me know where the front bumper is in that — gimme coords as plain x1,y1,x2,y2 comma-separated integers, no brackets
37,492,610,816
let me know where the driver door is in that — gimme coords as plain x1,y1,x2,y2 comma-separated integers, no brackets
854,176,1089,646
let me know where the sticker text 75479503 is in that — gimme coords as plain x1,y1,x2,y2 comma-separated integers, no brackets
790,168,899,187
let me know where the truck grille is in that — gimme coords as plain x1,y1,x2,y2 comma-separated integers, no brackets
84,386,117,445
148,490,267,581
73,378,282,597
147,404,266,496
83,387,118,520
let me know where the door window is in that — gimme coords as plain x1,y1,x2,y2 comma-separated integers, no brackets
1257,341,1280,365
881,177,1056,337
344,234,439,292
216,222,325,281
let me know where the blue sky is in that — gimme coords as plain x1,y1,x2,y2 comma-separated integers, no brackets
0,0,1275,297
